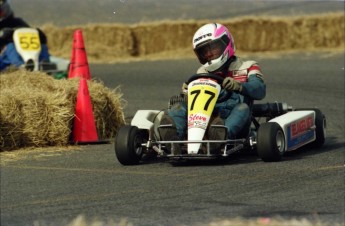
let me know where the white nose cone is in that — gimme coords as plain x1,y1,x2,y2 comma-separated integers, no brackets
187,78,221,154
188,126,208,154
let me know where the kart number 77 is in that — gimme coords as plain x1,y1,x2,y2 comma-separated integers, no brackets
188,82,219,116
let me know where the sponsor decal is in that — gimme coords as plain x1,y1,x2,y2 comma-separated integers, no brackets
194,33,212,43
189,113,207,122
191,81,217,88
287,116,315,149
229,70,248,82
188,113,208,129
188,121,207,130
290,116,313,138
233,69,247,77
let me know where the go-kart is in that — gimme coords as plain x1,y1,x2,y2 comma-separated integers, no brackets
115,73,326,165
1,27,69,79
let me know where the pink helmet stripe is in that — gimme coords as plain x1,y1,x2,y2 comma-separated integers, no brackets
214,24,227,37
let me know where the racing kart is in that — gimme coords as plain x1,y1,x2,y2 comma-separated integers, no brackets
1,27,69,79
115,73,326,165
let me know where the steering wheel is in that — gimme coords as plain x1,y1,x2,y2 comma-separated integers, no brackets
186,73,224,85
186,73,231,103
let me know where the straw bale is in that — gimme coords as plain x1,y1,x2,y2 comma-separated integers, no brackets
42,24,135,62
41,13,344,63
219,13,345,51
130,20,200,55
0,70,125,151
0,91,25,149
221,17,291,51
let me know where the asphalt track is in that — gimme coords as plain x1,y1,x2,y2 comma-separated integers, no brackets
1,53,344,226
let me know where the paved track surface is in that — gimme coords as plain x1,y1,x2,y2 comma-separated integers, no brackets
1,53,344,226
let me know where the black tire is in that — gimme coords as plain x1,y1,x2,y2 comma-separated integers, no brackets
295,108,326,148
257,122,286,162
115,125,143,165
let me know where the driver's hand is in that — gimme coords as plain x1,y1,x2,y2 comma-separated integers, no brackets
181,82,188,94
222,77,242,92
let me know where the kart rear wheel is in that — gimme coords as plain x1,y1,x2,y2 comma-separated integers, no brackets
115,125,143,165
257,122,285,162
295,108,326,148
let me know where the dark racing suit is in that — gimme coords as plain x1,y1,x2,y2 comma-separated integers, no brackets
0,14,30,50
168,56,266,139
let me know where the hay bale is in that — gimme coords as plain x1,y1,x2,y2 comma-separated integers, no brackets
0,70,125,151
41,12,344,63
130,20,200,56
0,91,25,149
42,23,135,62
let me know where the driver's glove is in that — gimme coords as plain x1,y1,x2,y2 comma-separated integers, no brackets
222,77,242,92
181,82,188,94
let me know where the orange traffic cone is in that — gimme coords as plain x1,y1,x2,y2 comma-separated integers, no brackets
68,29,91,80
72,78,98,143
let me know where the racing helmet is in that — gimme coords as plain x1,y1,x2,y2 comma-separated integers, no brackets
0,0,13,22
192,23,235,72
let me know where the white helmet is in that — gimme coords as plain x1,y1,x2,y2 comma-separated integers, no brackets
192,23,235,72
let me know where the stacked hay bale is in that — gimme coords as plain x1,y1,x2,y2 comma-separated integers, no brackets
0,70,125,151
42,12,344,63
43,24,135,63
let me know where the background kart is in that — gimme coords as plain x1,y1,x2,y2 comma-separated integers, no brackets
1,27,69,79
115,74,326,165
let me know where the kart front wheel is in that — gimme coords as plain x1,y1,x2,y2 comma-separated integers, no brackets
115,125,144,165
257,122,286,162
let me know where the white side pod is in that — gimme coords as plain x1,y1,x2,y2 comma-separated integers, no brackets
269,111,316,151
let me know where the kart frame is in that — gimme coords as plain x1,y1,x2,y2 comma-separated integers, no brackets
115,102,326,165
115,74,326,165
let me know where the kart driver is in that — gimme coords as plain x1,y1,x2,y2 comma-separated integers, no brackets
160,23,266,153
0,0,50,70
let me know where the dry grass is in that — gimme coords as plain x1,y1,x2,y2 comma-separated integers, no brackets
0,70,125,151
41,13,344,63
58,215,343,226
0,145,81,165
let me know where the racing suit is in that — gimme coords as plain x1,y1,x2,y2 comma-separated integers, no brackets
168,56,266,139
0,14,30,50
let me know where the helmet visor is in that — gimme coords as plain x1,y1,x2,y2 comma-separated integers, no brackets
194,38,228,65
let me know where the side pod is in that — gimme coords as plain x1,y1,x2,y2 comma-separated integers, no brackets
269,111,316,151
131,110,164,140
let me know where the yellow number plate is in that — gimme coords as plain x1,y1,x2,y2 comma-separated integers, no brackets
188,80,219,116
17,32,41,51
